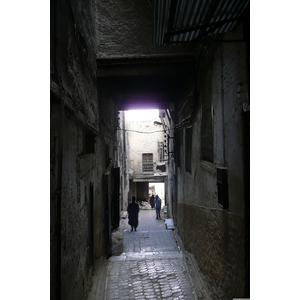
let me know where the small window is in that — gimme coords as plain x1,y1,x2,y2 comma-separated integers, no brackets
85,131,94,154
142,153,153,173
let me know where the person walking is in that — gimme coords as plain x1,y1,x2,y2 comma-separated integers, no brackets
154,195,161,219
127,196,140,231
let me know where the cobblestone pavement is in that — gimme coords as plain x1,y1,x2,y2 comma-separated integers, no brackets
88,209,210,300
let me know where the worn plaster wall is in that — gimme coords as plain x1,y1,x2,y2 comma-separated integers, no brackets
164,111,176,218
51,0,119,299
175,23,248,300
50,99,60,299
53,83,117,300
116,111,130,211
60,114,93,300
58,102,117,300
97,77,121,228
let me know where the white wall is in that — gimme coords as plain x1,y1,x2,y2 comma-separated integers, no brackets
125,110,165,176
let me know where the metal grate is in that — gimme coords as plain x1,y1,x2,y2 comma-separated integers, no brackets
153,0,249,46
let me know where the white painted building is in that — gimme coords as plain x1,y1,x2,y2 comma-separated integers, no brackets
123,109,172,211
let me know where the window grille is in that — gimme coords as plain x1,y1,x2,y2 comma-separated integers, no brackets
142,153,153,172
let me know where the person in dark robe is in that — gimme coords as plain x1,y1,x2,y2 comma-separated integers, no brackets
150,194,155,209
127,196,140,231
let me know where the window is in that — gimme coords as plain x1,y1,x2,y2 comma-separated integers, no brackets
84,131,94,154
185,127,192,172
142,153,153,172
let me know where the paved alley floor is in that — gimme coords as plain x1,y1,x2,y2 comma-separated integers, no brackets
88,209,210,300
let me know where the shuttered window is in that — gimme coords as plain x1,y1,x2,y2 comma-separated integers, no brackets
142,153,153,172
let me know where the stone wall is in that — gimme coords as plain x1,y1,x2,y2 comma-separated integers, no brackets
175,22,248,300
177,203,245,299
95,0,195,59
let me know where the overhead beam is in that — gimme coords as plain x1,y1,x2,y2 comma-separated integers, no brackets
114,91,179,109
97,55,195,77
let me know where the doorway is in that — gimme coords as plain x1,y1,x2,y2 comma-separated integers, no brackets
149,182,165,207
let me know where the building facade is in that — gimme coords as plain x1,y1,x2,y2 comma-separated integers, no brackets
124,109,173,213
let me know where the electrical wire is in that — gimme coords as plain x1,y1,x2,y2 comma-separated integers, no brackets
117,118,192,134
117,128,173,134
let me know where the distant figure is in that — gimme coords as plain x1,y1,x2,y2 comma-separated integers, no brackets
127,196,140,231
154,195,161,219
150,194,155,209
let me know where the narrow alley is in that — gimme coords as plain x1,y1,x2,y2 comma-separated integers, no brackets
50,1,250,299
88,208,210,300
5,0,300,299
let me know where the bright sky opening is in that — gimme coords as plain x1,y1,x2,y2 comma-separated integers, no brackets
125,109,159,121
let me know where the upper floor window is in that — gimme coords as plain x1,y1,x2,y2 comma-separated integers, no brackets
142,153,153,172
